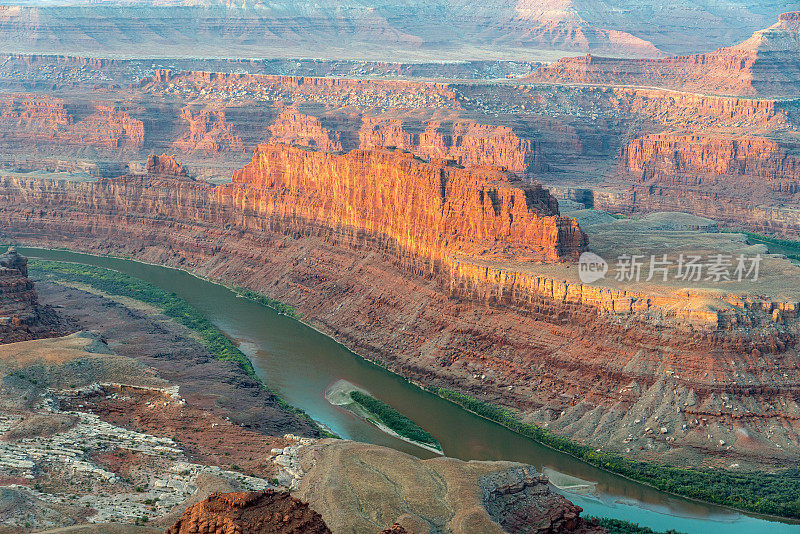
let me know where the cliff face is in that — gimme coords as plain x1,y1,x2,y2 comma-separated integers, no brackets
0,87,546,174
230,145,584,263
531,13,800,97
358,117,543,173
612,133,800,234
265,109,544,174
268,109,346,153
623,134,800,193
146,153,187,177
172,105,246,155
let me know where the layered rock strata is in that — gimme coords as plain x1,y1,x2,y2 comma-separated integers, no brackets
146,153,188,177
609,133,800,235
0,94,144,152
229,145,584,263
481,467,599,533
0,2,664,61
238,108,545,174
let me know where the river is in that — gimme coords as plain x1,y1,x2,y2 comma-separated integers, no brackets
21,246,800,534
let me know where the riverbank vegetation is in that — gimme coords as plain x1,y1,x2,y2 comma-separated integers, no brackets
738,231,800,262
27,258,800,519
29,259,333,436
234,286,301,318
430,387,800,519
349,390,440,448
589,517,685,534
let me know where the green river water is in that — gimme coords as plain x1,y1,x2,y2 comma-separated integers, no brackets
20,246,800,534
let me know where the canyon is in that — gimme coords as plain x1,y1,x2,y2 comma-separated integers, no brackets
1,147,799,478
2,45,799,237
1,7,800,531
0,251,606,533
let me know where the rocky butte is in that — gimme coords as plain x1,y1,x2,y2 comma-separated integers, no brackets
0,247,65,344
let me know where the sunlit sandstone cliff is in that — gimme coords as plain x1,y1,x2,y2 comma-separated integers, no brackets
229,145,584,263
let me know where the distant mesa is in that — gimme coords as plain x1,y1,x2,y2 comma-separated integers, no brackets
0,0,696,61
530,12,800,97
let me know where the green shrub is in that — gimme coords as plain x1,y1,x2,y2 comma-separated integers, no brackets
234,287,301,318
349,390,439,447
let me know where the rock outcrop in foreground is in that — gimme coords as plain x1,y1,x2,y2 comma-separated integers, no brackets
0,247,65,344
293,439,603,533
531,13,800,97
166,491,331,534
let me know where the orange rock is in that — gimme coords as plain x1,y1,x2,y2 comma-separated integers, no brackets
166,491,330,534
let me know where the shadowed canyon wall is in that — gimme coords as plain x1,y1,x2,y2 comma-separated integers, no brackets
606,133,800,235
0,94,144,152
0,247,66,343
622,134,800,194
